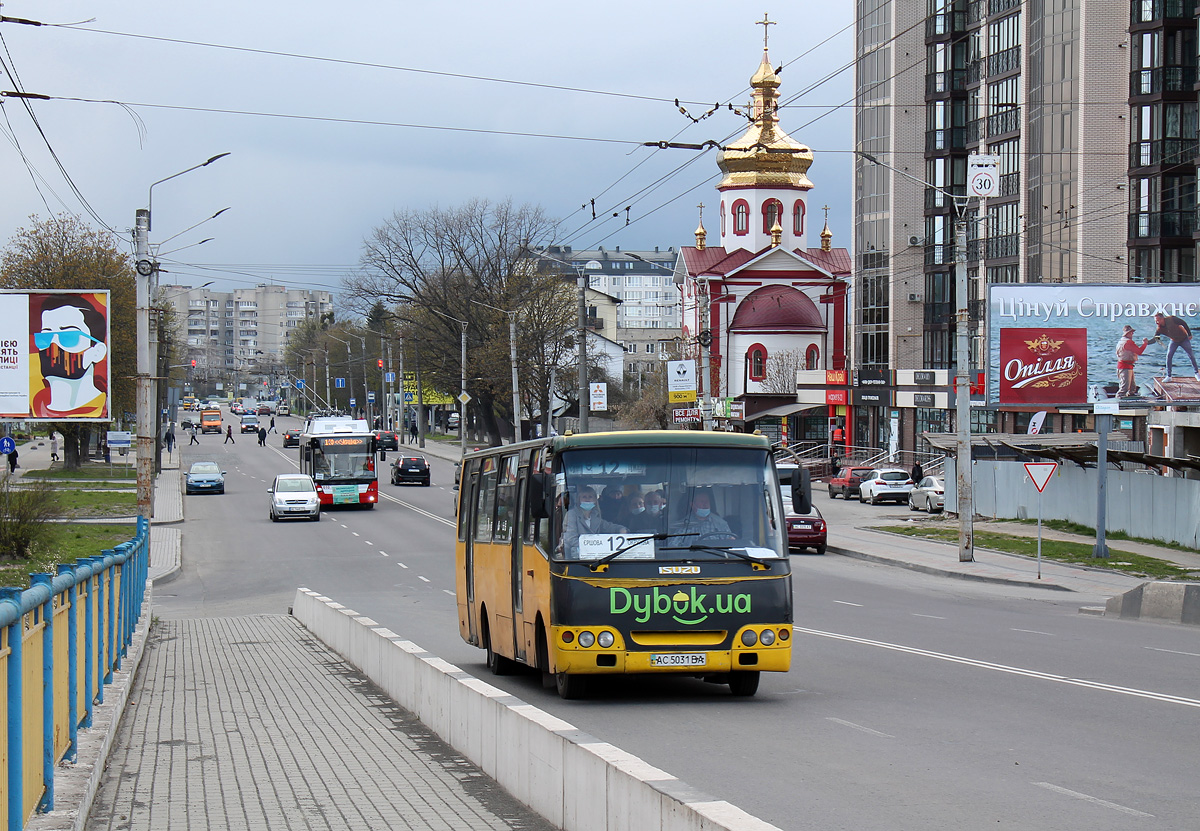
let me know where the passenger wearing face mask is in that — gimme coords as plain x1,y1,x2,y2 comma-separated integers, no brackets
669,490,731,539
561,486,627,557
619,494,655,533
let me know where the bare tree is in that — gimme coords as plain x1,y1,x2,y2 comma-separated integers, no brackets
344,199,567,445
762,348,804,395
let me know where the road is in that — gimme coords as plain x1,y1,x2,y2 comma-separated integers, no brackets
161,419,1200,830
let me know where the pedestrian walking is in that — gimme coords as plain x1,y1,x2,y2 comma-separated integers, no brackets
7,446,18,474
49,432,59,462
224,425,235,444
165,424,176,454
188,424,199,445
258,426,267,446
409,420,418,444
269,416,276,434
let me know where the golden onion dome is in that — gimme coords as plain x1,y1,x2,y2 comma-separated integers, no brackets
718,50,814,190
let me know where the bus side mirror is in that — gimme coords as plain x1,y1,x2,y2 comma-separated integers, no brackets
528,473,550,519
791,468,811,514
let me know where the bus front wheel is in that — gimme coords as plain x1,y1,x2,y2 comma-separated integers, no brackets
729,671,760,697
555,672,588,700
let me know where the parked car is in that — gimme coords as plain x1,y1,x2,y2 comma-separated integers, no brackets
784,503,827,555
909,476,945,513
373,429,399,451
391,454,431,486
267,473,320,521
859,468,915,505
447,412,460,430
240,414,260,433
185,461,225,495
282,428,301,448
828,466,875,500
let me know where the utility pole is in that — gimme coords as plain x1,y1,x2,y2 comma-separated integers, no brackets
398,337,406,437
134,210,154,519
954,216,974,562
577,271,589,433
459,322,467,457
323,347,331,414
698,277,713,431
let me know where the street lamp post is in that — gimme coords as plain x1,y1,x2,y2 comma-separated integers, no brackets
576,268,589,433
134,152,228,520
327,334,352,415
430,309,469,457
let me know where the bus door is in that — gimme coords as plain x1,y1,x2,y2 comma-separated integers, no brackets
461,460,478,644
510,473,526,662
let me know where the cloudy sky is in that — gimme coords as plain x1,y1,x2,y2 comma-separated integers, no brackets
1,1,854,301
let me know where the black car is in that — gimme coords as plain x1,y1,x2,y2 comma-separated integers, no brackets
373,429,399,451
282,428,301,448
391,454,431,486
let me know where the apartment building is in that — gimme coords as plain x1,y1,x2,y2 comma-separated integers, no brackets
161,283,333,390
853,0,1128,450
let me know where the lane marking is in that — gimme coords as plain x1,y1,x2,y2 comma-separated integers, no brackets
1011,628,1055,636
397,563,408,569
913,613,945,620
418,576,430,583
378,490,456,527
1032,782,1153,818
352,532,360,537
442,589,455,596
794,627,1200,709
833,600,864,607
379,550,388,557
1145,646,1200,658
365,540,373,546
826,718,894,738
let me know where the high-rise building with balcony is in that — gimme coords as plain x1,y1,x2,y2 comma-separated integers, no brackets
852,0,1127,449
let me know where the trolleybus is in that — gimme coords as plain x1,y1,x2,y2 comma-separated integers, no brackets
298,416,379,508
454,430,809,698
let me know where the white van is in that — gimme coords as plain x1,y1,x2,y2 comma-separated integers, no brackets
276,403,290,417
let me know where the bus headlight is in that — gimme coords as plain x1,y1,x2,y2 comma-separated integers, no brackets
740,630,758,647
578,631,596,648
597,631,614,648
759,629,776,646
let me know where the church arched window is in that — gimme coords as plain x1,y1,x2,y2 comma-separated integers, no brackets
732,200,750,235
720,200,726,236
805,344,820,370
793,200,806,235
747,343,767,381
762,199,783,234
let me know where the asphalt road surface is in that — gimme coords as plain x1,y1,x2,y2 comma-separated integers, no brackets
162,421,1200,830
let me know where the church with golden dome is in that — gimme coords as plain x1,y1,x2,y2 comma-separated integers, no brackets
677,19,850,442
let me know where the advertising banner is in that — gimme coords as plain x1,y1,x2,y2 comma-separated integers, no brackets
988,284,1200,406
0,290,111,421
666,360,697,403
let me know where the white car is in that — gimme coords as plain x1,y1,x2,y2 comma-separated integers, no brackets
858,468,915,505
268,473,321,521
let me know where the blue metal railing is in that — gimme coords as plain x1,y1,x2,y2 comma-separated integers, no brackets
0,516,149,829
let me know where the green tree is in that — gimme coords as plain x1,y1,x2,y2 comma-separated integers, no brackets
0,215,136,468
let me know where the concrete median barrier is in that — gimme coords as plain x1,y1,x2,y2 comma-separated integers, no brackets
292,588,780,831
1105,581,1200,626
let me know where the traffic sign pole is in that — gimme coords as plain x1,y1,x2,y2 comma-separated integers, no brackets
1024,462,1058,579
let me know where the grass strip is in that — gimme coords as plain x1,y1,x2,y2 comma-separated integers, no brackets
55,490,138,517
881,525,1197,581
23,466,137,480
1005,517,1200,555
0,524,136,589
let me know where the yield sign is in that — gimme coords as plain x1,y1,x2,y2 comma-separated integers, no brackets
1024,462,1057,493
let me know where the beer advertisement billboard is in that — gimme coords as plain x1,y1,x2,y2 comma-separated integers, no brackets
0,290,112,421
988,284,1200,407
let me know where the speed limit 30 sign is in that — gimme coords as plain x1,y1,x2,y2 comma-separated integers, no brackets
968,154,1000,198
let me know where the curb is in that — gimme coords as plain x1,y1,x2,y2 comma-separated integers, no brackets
827,544,1072,591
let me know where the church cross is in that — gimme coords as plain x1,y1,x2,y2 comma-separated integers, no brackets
757,13,776,51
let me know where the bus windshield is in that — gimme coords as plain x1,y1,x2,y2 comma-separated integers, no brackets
552,445,786,561
310,437,375,482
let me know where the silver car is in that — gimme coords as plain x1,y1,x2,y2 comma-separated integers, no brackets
268,473,321,521
908,476,945,512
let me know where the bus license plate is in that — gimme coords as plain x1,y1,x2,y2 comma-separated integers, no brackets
650,653,706,667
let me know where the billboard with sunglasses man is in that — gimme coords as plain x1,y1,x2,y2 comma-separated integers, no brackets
0,290,111,421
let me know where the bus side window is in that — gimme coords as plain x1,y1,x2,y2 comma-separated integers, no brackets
475,459,497,542
458,460,477,542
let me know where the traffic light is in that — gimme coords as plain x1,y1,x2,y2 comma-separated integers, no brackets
377,358,383,369
191,359,196,368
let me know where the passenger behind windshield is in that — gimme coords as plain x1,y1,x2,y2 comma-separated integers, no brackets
560,486,627,557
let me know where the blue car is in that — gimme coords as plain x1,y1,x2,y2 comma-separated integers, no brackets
185,461,226,495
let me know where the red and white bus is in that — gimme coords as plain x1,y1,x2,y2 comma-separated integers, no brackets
298,417,379,508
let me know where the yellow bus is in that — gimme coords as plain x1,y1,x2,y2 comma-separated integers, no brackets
455,430,808,699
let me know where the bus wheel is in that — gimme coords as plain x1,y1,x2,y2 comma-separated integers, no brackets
482,618,514,676
729,671,760,697
555,672,588,700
